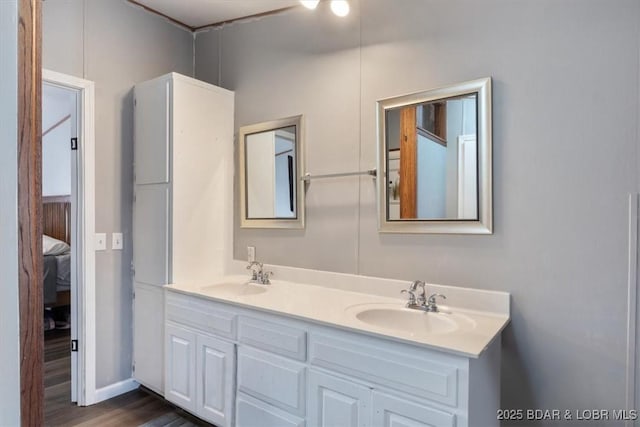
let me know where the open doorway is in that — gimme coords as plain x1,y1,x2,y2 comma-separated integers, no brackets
42,81,77,409
42,69,97,412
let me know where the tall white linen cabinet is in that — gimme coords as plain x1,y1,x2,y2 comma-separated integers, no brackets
132,72,234,395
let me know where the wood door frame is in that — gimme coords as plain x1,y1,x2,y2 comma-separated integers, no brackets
43,69,97,406
18,0,43,425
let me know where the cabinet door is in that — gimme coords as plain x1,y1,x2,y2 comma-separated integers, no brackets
133,184,169,285
134,78,170,185
371,392,455,427
237,346,306,416
307,370,371,427
165,324,196,412
133,283,164,395
197,334,235,427
236,393,305,427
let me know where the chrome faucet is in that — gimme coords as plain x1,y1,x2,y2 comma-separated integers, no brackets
401,280,426,308
424,293,447,312
246,261,273,285
401,281,446,312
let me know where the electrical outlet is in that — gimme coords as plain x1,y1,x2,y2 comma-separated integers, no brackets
95,233,107,251
112,232,123,250
247,246,256,263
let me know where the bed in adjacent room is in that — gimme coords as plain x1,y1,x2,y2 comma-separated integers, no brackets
43,197,72,308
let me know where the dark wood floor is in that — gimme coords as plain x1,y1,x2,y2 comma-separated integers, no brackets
44,329,207,427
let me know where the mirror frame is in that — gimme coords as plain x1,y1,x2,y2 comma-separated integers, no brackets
239,115,305,229
376,77,492,234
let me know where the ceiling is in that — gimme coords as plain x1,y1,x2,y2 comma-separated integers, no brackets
130,0,301,30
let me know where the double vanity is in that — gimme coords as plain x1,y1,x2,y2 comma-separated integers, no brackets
160,271,509,427
131,72,508,427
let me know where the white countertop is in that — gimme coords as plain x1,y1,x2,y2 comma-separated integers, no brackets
167,275,509,358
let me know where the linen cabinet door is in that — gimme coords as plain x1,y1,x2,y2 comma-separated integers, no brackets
307,370,371,427
134,78,170,185
197,334,235,427
371,392,455,427
133,184,169,285
133,282,164,395
165,324,196,412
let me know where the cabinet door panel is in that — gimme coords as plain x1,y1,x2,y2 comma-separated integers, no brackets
165,324,196,412
133,184,169,285
134,79,170,184
197,334,235,427
308,370,371,427
236,393,305,427
133,283,164,394
372,392,455,427
237,346,306,416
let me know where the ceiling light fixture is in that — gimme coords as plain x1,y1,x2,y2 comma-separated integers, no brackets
330,0,350,17
300,0,320,10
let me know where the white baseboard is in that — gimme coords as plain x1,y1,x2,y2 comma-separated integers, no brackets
94,378,139,404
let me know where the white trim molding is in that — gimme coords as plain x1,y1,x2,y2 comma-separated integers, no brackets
43,69,97,406
629,193,639,426
94,379,140,404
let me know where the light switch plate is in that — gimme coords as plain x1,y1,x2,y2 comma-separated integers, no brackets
95,233,107,251
112,232,123,250
247,246,256,263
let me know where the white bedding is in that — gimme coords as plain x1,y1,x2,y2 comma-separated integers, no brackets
56,253,71,288
43,234,70,256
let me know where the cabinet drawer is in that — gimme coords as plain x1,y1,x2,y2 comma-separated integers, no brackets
309,334,460,408
239,316,307,361
236,393,305,427
372,391,455,427
237,346,306,416
166,292,236,339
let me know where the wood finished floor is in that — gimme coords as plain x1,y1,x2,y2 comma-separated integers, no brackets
44,329,208,427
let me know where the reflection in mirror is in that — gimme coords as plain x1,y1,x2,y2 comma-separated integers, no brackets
239,115,305,229
385,94,477,220
246,126,297,219
377,78,492,234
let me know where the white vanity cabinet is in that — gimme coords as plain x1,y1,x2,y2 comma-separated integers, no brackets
165,292,237,426
164,290,502,427
132,72,234,394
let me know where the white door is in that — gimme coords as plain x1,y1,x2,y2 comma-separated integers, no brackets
133,184,169,285
307,370,371,427
165,324,197,412
134,79,171,185
457,134,477,219
197,334,235,427
69,87,79,403
371,391,455,427
133,282,164,394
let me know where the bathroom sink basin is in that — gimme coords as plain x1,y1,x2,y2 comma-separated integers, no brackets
346,303,470,335
201,282,267,298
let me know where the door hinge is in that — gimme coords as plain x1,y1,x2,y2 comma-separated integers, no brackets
70,137,78,151
71,340,78,352
132,363,135,373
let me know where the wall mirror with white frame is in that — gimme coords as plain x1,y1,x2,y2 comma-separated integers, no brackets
239,115,305,229
377,77,492,234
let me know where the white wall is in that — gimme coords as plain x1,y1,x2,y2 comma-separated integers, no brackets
0,1,21,424
42,84,74,197
43,0,193,388
196,0,640,418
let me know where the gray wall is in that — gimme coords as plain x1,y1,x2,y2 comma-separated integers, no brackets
0,1,21,424
196,0,640,420
43,0,193,388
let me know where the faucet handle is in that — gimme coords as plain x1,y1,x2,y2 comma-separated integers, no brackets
260,270,273,285
401,289,417,306
427,293,446,305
